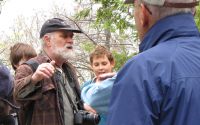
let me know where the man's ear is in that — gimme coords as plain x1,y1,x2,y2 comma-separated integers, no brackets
43,35,51,47
140,3,150,27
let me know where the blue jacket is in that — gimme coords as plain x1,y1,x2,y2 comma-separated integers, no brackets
0,64,13,99
107,13,200,125
81,75,116,125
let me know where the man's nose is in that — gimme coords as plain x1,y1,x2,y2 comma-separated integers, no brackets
66,38,73,44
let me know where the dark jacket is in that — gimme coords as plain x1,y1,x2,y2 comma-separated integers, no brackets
0,64,15,125
107,13,200,125
14,53,80,125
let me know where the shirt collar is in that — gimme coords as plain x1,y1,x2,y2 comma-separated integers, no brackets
139,13,199,52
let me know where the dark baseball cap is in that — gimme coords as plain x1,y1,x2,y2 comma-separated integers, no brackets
40,18,83,38
124,0,199,8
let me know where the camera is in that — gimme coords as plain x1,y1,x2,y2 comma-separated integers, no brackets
74,110,101,125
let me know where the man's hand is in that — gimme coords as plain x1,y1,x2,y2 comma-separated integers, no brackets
31,60,55,84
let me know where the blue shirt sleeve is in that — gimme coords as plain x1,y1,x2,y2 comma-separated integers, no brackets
81,75,116,114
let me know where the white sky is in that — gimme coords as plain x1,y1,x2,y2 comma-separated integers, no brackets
0,0,76,33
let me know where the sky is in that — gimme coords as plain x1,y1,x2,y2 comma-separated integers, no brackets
0,0,76,33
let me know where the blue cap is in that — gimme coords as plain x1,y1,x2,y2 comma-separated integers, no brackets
0,64,13,99
0,64,19,109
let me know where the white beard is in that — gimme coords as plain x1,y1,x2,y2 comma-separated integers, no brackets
61,49,76,60
53,45,76,61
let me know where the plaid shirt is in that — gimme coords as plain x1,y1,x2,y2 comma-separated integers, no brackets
13,54,80,125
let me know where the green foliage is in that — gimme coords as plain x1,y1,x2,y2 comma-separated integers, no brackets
74,8,91,20
75,0,134,33
80,41,96,53
195,4,200,31
74,0,137,71
112,49,136,71
94,0,133,33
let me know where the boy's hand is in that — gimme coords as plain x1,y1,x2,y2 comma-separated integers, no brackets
84,103,97,114
96,72,116,82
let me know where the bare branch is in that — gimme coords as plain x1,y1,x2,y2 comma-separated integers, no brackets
61,14,97,45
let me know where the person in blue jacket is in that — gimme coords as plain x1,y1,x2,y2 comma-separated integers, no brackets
81,45,116,125
106,0,200,125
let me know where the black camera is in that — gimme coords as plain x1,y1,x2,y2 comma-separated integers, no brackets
74,110,101,125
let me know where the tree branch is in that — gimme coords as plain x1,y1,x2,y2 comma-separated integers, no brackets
61,14,97,45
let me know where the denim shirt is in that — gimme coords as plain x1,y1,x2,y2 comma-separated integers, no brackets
81,75,116,125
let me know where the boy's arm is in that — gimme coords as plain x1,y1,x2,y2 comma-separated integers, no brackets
81,75,116,114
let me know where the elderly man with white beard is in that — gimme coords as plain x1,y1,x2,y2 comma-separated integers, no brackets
13,18,83,125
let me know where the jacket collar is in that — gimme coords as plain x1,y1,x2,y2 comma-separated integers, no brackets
139,13,199,52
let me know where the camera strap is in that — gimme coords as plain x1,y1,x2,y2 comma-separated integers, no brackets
44,49,84,111
61,64,84,109
58,71,79,113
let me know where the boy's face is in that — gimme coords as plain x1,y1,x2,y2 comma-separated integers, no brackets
91,55,114,77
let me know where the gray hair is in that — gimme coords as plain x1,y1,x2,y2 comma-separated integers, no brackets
143,0,195,21
41,33,55,48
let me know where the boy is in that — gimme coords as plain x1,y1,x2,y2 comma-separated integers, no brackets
10,42,37,70
81,45,116,125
